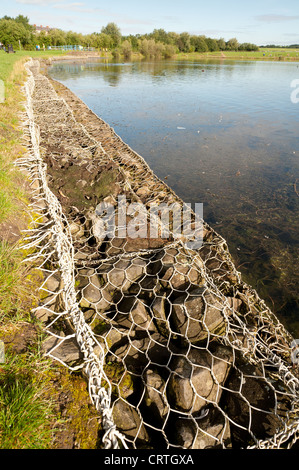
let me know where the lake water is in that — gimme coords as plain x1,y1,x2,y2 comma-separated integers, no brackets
48,58,299,336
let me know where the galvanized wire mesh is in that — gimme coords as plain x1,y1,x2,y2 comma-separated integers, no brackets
18,59,299,450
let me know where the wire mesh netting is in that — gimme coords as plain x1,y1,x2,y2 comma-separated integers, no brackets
18,59,299,450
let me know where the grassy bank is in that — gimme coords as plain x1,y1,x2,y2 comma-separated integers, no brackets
0,50,53,448
0,50,66,227
174,47,299,61
108,46,299,63
0,50,101,449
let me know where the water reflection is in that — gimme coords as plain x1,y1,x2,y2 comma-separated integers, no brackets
49,58,299,336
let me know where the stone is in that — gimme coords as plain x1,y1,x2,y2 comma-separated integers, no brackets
154,246,204,272
144,369,169,423
41,293,57,307
112,399,149,443
80,274,113,312
204,254,239,285
96,286,114,312
175,408,231,449
172,288,226,343
34,305,54,322
44,273,61,293
104,326,131,350
154,247,204,292
81,281,102,305
151,295,167,321
69,222,85,239
129,299,152,330
112,333,172,371
106,257,147,293
151,294,172,338
116,297,156,332
167,345,232,413
222,363,283,447
89,213,106,244
227,297,243,312
42,335,83,363
158,247,179,266
83,309,96,321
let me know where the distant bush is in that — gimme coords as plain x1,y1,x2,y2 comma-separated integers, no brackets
238,42,259,51
162,44,177,59
121,40,133,60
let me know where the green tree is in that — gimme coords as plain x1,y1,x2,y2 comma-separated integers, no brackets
139,38,149,56
177,32,191,52
151,28,171,44
205,37,219,52
0,18,33,48
65,30,82,45
37,31,51,48
123,34,139,51
239,42,259,51
15,15,32,30
217,37,226,50
167,31,179,46
226,37,239,51
90,32,112,49
47,28,66,46
121,39,132,59
190,35,208,52
162,44,177,58
101,22,121,48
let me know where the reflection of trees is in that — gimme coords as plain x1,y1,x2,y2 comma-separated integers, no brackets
101,65,123,87
49,58,258,89
49,60,123,87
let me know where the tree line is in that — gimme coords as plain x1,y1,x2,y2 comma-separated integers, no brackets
261,44,299,49
0,16,259,57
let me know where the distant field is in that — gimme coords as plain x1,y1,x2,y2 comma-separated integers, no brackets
175,48,299,61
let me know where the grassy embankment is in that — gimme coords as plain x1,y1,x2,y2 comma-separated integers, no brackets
0,50,101,449
0,50,58,449
175,47,299,61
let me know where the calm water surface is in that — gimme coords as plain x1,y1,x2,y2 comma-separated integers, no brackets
49,59,299,336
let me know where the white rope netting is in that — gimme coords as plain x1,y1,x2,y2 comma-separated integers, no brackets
17,59,299,449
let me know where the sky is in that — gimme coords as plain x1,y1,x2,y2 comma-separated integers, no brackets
0,0,299,46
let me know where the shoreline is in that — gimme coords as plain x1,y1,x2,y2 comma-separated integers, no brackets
40,49,299,65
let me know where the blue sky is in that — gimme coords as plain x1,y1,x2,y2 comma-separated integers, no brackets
1,0,299,45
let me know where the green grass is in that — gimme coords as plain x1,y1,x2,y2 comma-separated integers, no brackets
0,241,30,321
0,49,66,81
175,47,299,61
0,50,77,449
0,49,67,225
0,336,59,449
0,372,53,448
